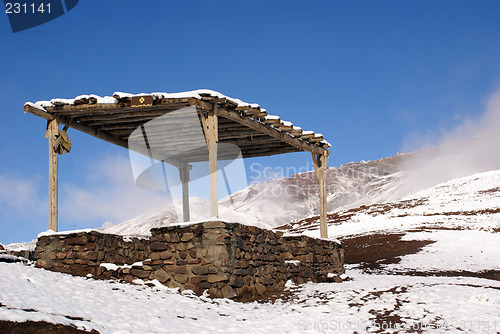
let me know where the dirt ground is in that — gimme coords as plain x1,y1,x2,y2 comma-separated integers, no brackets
339,229,500,281
0,320,99,334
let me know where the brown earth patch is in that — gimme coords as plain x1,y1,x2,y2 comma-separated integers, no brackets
0,320,99,334
276,199,428,234
423,207,500,216
339,233,434,270
341,226,500,281
394,269,500,281
478,187,500,195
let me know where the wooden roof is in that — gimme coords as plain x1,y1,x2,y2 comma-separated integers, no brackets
24,90,330,164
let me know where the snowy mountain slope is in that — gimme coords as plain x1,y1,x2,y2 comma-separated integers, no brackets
98,197,269,237
219,154,410,228
279,169,500,238
219,132,500,229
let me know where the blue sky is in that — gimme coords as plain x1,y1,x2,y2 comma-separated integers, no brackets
1,0,500,244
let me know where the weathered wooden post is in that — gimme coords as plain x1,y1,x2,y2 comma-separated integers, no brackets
207,105,219,218
313,152,328,238
179,163,192,222
199,102,219,218
47,119,59,232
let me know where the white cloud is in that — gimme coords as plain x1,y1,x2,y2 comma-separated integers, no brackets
59,154,171,228
0,173,45,216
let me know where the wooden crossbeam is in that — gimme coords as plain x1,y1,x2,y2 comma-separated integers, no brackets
217,107,326,155
25,104,129,150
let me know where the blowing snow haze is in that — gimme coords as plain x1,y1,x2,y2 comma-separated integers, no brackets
401,89,500,194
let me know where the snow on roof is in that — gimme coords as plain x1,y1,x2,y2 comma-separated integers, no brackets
25,89,331,152
31,89,261,110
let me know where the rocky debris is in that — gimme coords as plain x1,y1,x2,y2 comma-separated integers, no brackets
34,222,344,301
0,249,32,261
0,254,28,263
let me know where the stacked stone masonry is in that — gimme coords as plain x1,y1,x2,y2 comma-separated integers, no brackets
34,221,344,301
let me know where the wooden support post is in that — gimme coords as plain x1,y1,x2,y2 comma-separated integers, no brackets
312,152,328,238
47,120,59,232
199,103,219,218
207,105,219,218
179,163,192,222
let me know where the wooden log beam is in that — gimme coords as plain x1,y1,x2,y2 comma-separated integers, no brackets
217,107,326,155
74,110,168,122
55,104,190,118
25,104,130,151
175,144,300,162
308,135,325,143
300,132,315,140
85,115,163,127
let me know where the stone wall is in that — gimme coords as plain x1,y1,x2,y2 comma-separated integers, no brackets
34,231,148,277
34,221,343,300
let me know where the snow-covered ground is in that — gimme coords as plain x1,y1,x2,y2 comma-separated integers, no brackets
1,170,500,333
1,262,500,333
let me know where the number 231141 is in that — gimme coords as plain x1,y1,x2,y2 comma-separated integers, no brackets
5,2,52,14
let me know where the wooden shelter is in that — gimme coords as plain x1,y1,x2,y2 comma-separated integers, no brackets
25,90,331,237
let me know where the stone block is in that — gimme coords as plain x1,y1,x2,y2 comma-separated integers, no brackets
131,269,149,278
221,285,238,299
158,251,173,260
234,268,247,276
174,266,188,275
191,265,209,275
199,282,211,290
207,273,229,283
190,275,205,285
165,233,180,243
291,247,305,256
150,242,169,251
151,268,170,283
162,259,175,265
64,235,88,246
230,277,245,288
255,283,266,296
203,220,226,229
173,273,188,284
180,233,194,242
